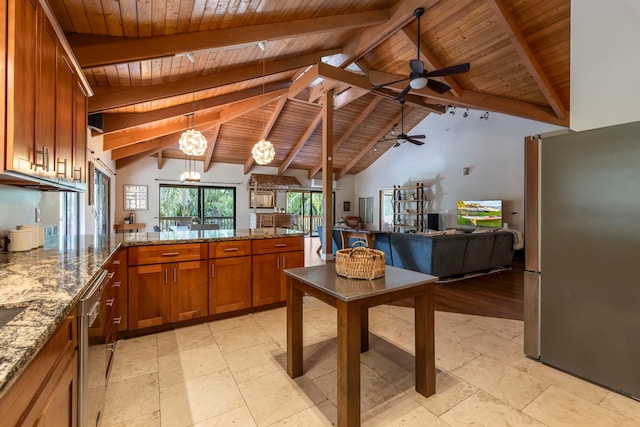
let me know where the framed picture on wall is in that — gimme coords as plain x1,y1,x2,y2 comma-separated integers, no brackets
343,201,350,211
124,185,148,210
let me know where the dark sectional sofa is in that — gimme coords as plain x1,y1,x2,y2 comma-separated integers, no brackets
318,226,514,280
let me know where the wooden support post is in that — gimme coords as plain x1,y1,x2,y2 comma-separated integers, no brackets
321,89,334,261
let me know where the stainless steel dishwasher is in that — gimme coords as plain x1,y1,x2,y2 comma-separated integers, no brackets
78,270,108,427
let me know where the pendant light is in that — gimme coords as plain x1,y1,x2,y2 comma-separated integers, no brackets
179,53,207,157
180,155,201,183
252,41,275,165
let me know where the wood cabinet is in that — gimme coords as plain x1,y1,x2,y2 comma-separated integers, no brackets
3,0,88,182
0,308,78,426
6,0,37,174
128,244,208,330
252,237,304,307
104,248,127,377
209,241,252,314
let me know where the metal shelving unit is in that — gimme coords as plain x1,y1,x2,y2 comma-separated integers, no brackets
392,183,427,232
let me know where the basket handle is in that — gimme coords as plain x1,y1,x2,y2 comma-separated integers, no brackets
350,240,367,248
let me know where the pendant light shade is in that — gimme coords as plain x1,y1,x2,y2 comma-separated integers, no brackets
179,170,201,182
179,128,208,157
252,139,275,165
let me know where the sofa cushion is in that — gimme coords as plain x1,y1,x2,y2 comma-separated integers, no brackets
461,233,495,274
389,233,467,278
490,231,515,268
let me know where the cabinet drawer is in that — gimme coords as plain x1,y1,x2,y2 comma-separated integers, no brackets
252,237,304,255
209,240,251,258
128,243,206,265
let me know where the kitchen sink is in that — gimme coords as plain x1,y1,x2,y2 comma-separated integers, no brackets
0,306,26,329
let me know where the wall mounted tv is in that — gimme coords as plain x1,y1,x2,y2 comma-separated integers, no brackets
456,200,503,228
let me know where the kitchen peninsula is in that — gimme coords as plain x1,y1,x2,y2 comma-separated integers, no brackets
0,228,303,424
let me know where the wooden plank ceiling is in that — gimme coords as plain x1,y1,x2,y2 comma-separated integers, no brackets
48,0,570,177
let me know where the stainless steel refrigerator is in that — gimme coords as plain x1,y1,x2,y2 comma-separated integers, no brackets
524,122,640,399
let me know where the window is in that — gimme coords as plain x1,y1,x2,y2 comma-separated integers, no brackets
159,184,236,230
59,192,79,236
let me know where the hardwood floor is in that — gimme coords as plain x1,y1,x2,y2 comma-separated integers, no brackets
304,236,524,321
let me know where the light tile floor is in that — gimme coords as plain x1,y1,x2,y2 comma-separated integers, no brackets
102,238,640,426
103,299,640,426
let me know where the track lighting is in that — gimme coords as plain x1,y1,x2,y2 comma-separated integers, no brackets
449,106,456,115
463,108,469,118
480,112,489,121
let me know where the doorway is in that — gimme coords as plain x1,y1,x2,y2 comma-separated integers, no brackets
94,168,111,235
285,190,334,236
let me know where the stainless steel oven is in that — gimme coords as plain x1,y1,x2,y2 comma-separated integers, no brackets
78,270,108,427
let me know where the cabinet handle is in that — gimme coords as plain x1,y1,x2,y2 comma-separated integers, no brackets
274,243,287,248
107,343,115,352
113,281,121,288
106,271,115,280
173,268,177,283
223,247,238,252
106,298,115,307
165,268,168,283
276,257,280,269
113,316,122,325
162,252,179,257
282,257,286,269
211,264,215,278
113,260,121,265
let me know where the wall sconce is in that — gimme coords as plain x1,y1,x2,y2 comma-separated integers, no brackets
480,112,490,121
463,167,470,176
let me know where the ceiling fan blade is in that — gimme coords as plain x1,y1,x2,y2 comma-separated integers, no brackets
395,85,412,100
371,77,409,90
409,59,424,74
407,137,425,146
407,134,426,139
426,62,470,77
426,79,452,94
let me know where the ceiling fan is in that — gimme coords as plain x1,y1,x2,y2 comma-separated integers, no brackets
372,7,471,100
379,100,425,148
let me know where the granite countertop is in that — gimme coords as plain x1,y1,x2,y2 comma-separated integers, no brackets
0,228,303,397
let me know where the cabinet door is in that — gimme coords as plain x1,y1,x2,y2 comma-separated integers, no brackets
128,264,171,329
252,253,287,307
55,52,75,179
35,10,56,176
209,257,252,314
35,350,78,427
280,251,304,298
6,0,37,173
73,80,87,182
171,261,208,322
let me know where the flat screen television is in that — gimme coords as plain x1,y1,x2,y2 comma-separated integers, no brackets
456,200,503,228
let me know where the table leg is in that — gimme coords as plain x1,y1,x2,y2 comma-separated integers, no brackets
414,283,436,397
337,300,361,427
287,277,304,378
360,306,369,352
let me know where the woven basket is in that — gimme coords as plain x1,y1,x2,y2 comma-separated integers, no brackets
335,241,386,280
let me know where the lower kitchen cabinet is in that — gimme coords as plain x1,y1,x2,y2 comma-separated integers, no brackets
209,256,252,314
128,260,208,330
252,238,304,307
0,309,78,426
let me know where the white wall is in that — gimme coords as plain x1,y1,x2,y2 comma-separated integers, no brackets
114,157,355,231
571,0,640,130
82,131,117,235
355,109,564,233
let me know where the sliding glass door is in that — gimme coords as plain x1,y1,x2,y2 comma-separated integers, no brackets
285,190,333,236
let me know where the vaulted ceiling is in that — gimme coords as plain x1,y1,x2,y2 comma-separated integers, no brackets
47,0,570,178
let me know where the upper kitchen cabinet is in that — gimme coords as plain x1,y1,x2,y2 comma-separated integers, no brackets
3,0,91,184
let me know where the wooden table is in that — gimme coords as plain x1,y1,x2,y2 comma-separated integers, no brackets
285,265,437,426
339,229,376,249
113,223,145,233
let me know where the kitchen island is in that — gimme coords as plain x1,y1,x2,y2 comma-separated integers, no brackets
0,228,304,403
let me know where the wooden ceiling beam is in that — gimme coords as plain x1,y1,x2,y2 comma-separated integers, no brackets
101,82,290,134
70,10,390,68
157,151,163,169
203,126,220,172
244,95,288,174
104,91,282,150
308,97,383,178
328,0,439,68
111,134,179,160
333,87,370,109
279,110,323,174
486,0,568,120
89,49,341,112
398,26,464,97
368,70,568,126
371,88,446,114
336,108,407,180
